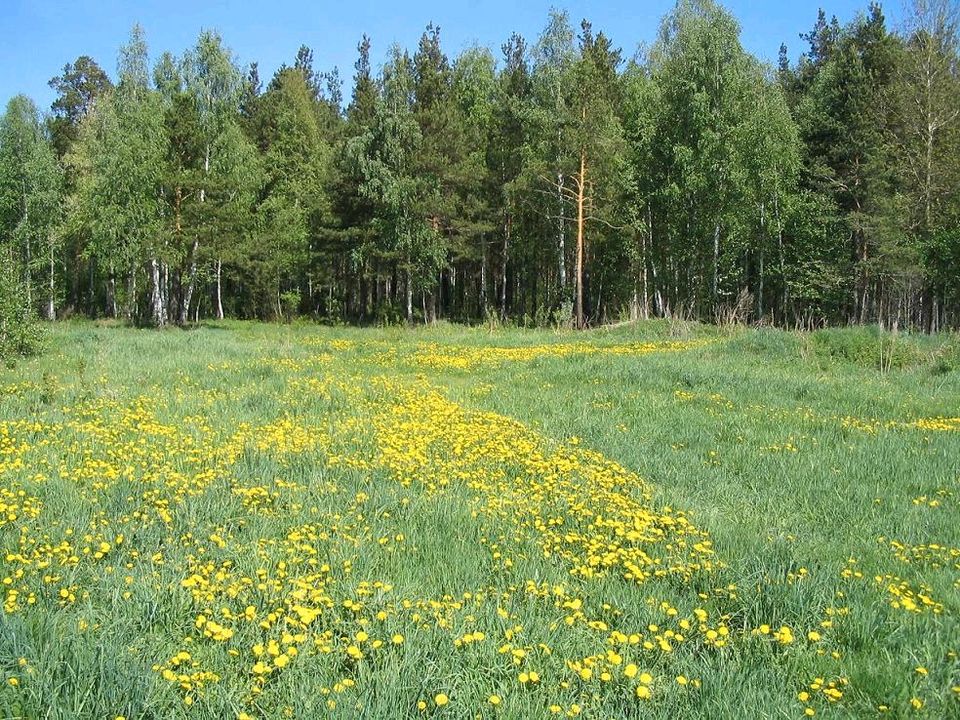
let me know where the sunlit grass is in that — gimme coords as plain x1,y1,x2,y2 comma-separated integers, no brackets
0,320,956,719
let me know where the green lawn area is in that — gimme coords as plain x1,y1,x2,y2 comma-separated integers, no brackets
0,320,956,719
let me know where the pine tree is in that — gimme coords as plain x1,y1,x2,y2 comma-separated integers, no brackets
47,57,113,159
249,67,330,318
350,46,443,323
487,33,533,320
796,4,904,323
890,0,960,327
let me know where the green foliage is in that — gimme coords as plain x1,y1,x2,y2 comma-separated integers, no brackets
349,44,448,320
0,94,61,330
46,56,112,159
810,326,928,370
0,262,43,358
3,3,960,330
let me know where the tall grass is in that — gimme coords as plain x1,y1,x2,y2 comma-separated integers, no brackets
0,320,955,719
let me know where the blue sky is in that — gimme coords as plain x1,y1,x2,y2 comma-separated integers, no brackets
3,1,901,111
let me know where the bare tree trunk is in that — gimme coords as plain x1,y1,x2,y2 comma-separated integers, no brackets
181,145,210,324
87,259,96,317
500,215,510,321
557,171,566,292
106,262,116,319
125,261,137,321
774,191,786,318
480,236,487,316
574,148,586,328
21,178,31,310
162,262,169,322
150,258,167,327
24,239,31,310
365,270,373,321
648,202,664,317
758,249,765,320
436,269,442,322
45,236,55,321
758,202,765,319
641,236,649,319
405,265,413,324
215,258,224,320
180,238,199,324
712,224,720,306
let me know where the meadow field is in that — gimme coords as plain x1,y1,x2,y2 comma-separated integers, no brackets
0,321,957,719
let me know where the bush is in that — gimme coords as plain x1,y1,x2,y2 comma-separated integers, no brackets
929,336,960,375
0,265,43,360
810,326,921,370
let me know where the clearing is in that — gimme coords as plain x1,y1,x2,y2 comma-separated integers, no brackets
0,321,957,718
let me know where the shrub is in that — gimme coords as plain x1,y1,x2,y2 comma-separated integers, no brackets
0,264,43,360
810,326,921,370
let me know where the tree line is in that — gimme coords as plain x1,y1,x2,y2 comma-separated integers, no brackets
1,0,958,336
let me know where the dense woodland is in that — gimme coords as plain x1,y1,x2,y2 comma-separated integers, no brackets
1,0,959,338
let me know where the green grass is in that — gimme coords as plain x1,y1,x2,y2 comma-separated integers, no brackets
0,320,956,719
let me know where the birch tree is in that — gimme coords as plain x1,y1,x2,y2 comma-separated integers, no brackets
179,30,243,322
533,11,575,297
68,26,166,322
0,96,63,319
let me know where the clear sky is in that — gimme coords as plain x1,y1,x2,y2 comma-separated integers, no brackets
3,0,903,111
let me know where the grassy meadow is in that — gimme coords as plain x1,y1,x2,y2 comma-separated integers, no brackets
0,320,957,719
